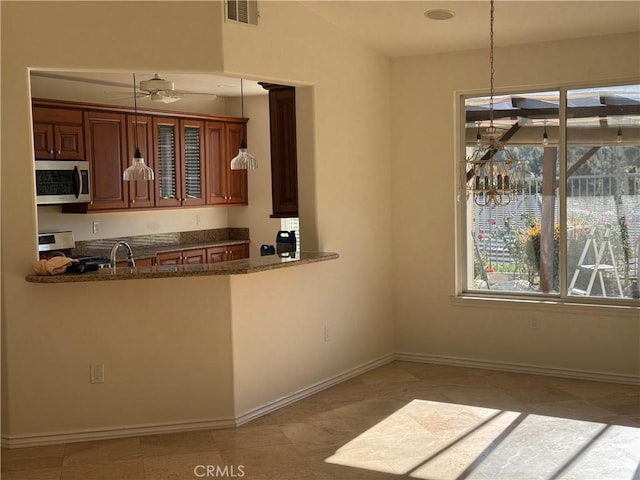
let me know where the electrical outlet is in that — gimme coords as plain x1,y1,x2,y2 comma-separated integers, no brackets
530,317,540,330
90,364,105,384
324,323,330,342
92,222,100,234
195,214,201,225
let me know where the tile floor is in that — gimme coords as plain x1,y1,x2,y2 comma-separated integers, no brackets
2,361,639,479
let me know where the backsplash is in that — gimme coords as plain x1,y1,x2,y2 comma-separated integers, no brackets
74,228,249,256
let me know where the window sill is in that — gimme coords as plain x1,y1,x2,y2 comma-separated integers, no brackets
451,293,640,317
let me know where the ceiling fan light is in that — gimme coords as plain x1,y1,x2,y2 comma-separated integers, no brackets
139,75,174,92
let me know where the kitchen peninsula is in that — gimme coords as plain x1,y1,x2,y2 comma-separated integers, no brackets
26,252,338,283
28,228,338,283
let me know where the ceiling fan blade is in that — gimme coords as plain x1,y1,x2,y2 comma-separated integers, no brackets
103,90,150,100
171,90,218,99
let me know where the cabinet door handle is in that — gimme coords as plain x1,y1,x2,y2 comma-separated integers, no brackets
49,150,54,155
57,150,61,155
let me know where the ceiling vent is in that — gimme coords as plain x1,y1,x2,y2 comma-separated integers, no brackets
226,0,259,25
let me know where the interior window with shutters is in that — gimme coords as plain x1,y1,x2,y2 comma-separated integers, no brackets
183,126,201,199
158,124,177,200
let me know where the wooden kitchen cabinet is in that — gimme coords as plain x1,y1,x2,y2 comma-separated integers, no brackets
154,117,205,208
115,256,154,267
206,244,249,263
259,83,298,218
156,248,206,266
205,121,248,206
84,111,128,210
126,114,155,208
33,100,249,213
33,107,84,160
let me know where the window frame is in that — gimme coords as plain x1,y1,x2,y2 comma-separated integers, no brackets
455,79,640,308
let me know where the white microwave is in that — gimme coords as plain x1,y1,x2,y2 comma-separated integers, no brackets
35,160,91,204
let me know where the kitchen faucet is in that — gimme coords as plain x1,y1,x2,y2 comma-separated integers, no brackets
110,241,136,268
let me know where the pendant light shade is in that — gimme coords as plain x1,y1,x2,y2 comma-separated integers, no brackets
230,79,257,170
123,73,155,181
123,147,155,181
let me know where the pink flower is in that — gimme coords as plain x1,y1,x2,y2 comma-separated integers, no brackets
478,233,485,240
490,219,497,225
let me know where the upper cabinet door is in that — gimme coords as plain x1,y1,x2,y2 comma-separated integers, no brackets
33,123,55,159
181,119,205,207
154,117,181,207
226,123,248,205
204,121,248,206
205,122,227,205
127,114,155,208
32,107,84,160
55,124,85,160
85,111,128,210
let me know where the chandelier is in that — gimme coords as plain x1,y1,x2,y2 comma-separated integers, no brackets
464,0,523,207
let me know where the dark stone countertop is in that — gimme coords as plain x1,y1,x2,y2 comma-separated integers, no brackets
26,252,339,283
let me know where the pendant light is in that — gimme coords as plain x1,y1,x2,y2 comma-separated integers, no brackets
464,0,523,207
123,73,155,181
230,79,257,170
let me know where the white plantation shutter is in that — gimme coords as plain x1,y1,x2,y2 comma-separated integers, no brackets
183,126,201,199
226,0,258,25
157,124,176,200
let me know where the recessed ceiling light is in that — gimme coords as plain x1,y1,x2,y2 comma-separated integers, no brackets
424,9,455,21
217,84,234,88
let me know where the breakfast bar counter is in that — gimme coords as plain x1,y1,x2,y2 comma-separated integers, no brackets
26,252,339,283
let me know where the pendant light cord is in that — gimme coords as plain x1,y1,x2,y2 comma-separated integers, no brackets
489,0,495,129
133,73,140,156
240,79,246,145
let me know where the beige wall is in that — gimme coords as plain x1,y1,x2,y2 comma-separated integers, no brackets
222,1,395,415
3,0,636,446
1,1,231,440
391,32,640,377
1,1,395,442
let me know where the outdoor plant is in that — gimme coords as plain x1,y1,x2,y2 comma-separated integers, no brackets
518,214,560,290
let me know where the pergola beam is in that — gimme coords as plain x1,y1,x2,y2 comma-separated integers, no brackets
466,104,640,123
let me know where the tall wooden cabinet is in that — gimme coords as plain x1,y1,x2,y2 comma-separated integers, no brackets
84,111,128,210
259,83,298,218
205,121,247,206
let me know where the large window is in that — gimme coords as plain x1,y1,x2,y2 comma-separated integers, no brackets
460,84,640,303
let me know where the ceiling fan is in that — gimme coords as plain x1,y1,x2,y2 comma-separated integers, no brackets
133,73,218,103
98,73,218,104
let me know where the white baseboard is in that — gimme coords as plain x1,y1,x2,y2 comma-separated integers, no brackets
1,353,396,449
234,353,396,426
1,417,236,449
395,352,640,386
4,351,636,448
